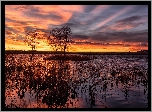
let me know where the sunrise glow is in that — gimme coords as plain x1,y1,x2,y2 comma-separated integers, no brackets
5,5,148,52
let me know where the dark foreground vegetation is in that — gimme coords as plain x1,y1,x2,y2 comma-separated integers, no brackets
5,54,148,108
44,54,91,61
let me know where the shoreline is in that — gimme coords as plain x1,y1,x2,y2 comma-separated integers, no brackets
5,50,148,55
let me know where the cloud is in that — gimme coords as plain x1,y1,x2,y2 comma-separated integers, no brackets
100,15,148,32
116,15,147,23
59,5,84,13
136,42,148,47
61,5,111,33
72,34,89,40
121,31,148,42
89,5,135,30
5,30,12,35
5,5,73,30
26,11,63,21
71,41,147,48
85,30,148,43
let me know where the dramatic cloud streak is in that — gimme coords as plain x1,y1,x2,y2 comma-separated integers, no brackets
100,15,148,32
90,5,135,30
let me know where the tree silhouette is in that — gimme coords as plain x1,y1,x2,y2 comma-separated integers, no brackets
48,26,72,55
24,29,40,51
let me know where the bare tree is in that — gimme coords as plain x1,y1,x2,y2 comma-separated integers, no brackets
23,29,41,60
48,26,72,55
24,29,40,51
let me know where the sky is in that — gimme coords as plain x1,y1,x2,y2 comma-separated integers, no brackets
5,5,148,52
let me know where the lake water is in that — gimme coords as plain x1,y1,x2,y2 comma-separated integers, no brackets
5,54,148,108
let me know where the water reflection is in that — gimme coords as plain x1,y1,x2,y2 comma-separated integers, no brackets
5,54,148,108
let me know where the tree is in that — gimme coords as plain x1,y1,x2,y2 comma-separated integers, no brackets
24,29,40,51
48,26,72,55
23,29,41,60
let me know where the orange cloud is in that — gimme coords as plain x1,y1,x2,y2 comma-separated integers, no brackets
33,5,75,24
6,22,25,33
5,5,72,30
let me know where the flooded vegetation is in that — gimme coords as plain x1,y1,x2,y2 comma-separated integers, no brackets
5,54,148,108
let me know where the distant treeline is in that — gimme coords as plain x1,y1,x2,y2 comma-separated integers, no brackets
5,50,148,55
